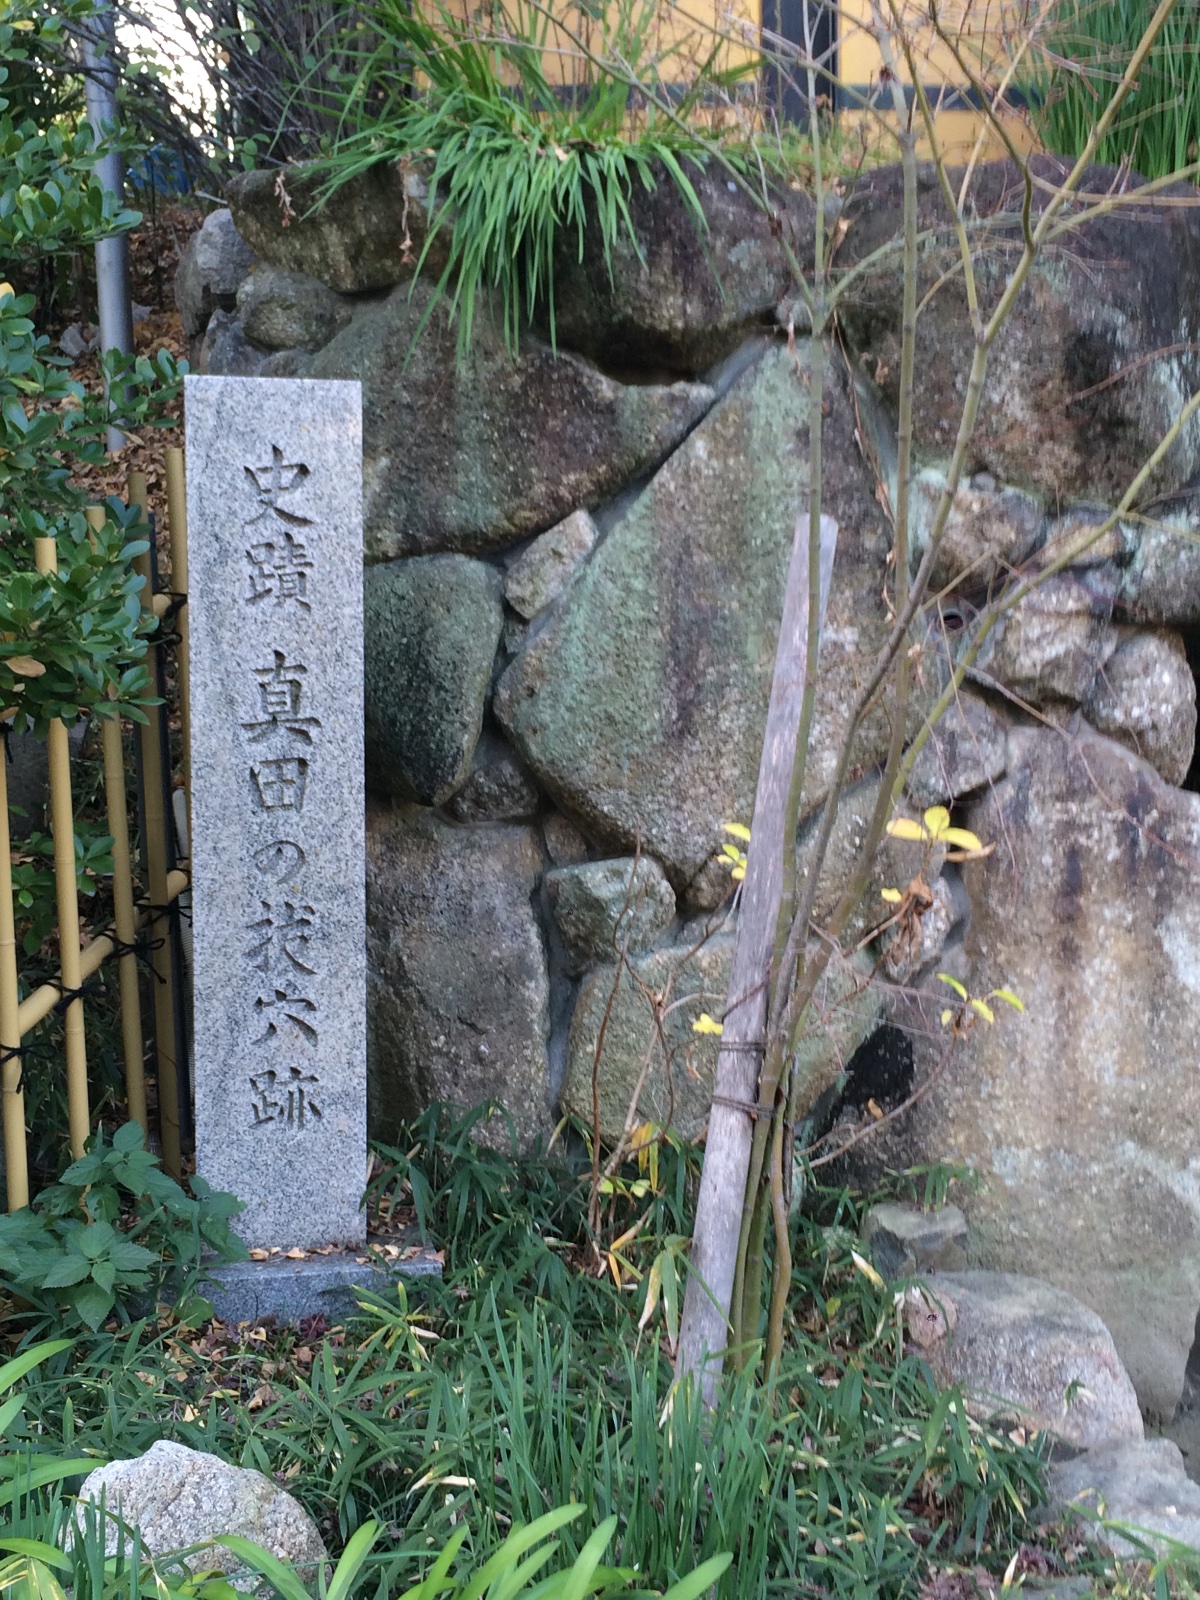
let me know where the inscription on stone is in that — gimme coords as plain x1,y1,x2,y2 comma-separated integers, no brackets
186,375,365,1248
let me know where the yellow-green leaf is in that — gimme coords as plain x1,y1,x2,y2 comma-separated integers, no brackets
970,997,995,1024
722,821,752,842
938,973,967,1000
693,1013,724,1036
923,806,952,837
940,1008,955,1026
721,843,742,862
880,887,902,904
731,865,745,881
992,987,1025,1011
886,817,928,843
940,826,984,852
851,1250,885,1289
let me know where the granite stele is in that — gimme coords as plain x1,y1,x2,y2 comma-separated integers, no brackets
186,375,366,1251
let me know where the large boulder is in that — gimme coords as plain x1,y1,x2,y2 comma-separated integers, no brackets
1120,507,1200,625
905,693,1008,808
548,159,815,374
235,267,351,352
975,572,1119,705
1050,1438,1200,1557
366,806,550,1150
444,733,541,823
911,470,1044,592
561,935,880,1144
1082,628,1197,786
870,726,1200,1416
905,1271,1144,1451
308,279,714,561
504,510,598,620
364,556,503,805
226,162,446,295
495,341,898,891
196,310,265,377
76,1441,326,1586
174,209,256,339
545,856,677,973
841,159,1200,504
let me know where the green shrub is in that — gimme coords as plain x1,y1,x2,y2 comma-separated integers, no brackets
0,1123,245,1333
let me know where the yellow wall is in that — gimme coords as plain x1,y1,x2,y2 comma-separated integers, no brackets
434,0,1036,160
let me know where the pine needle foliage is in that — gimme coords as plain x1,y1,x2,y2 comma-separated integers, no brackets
311,0,762,357
1030,0,1200,179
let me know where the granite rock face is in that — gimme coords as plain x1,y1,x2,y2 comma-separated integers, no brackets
175,208,257,339
545,856,676,973
549,160,815,373
873,727,1200,1416
861,1202,968,1279
196,310,265,377
308,279,715,561
366,805,550,1151
1050,1439,1200,1557
795,776,946,950
445,734,541,823
77,1441,327,1586
226,162,446,295
905,693,1008,808
842,158,1200,504
912,471,1044,591
906,1271,1145,1451
978,573,1118,706
562,936,880,1144
1120,508,1200,625
1083,628,1197,785
236,268,352,353
364,556,503,805
504,510,598,620
496,342,898,889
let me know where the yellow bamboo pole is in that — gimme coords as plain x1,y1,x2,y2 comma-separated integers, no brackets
0,719,28,1210
17,869,188,1036
127,472,182,1176
165,448,191,837
88,506,149,1140
34,535,89,1159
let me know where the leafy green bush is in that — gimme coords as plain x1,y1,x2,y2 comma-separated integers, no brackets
0,1123,245,1333
10,819,114,956
1030,0,1200,179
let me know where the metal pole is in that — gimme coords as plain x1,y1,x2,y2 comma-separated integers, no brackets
79,2,134,453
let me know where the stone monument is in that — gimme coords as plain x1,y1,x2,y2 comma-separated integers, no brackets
185,375,366,1251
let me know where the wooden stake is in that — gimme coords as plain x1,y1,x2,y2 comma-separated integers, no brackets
34,535,90,1160
675,513,838,1398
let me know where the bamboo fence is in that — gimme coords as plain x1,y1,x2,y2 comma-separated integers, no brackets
0,451,192,1208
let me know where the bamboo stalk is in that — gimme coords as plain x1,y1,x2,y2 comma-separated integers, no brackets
0,729,28,1211
33,536,89,1159
86,505,149,1138
165,448,191,836
127,472,182,1177
16,869,188,1037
